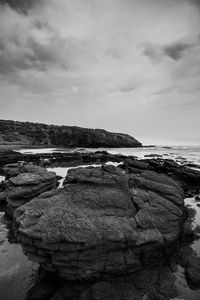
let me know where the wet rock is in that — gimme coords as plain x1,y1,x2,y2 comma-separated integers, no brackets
2,163,51,179
187,257,200,288
26,265,179,300
26,272,58,300
183,221,194,237
148,267,178,300
14,165,184,280
177,246,200,289
0,191,6,204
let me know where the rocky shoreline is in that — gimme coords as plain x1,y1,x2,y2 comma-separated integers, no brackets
0,149,200,299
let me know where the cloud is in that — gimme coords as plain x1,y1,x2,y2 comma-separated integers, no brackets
0,4,89,75
142,39,197,63
0,0,200,145
142,44,162,63
162,41,192,60
0,0,40,12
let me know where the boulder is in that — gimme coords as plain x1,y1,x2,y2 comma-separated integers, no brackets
3,163,57,216
14,165,184,280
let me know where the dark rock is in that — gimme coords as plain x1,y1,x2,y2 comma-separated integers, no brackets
0,149,25,169
2,163,51,179
26,272,58,300
195,195,200,202
177,246,200,289
14,165,184,280
2,163,57,216
26,265,179,300
0,191,6,204
183,221,194,236
123,158,200,194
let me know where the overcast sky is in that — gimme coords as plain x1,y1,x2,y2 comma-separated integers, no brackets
0,0,199,145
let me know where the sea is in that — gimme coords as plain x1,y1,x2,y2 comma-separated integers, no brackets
0,146,200,300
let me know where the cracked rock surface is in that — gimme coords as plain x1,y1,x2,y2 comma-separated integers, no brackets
14,164,184,280
0,163,57,216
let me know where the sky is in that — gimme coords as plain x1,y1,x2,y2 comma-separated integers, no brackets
0,0,200,145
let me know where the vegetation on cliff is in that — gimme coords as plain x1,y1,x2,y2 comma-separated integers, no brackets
0,119,142,148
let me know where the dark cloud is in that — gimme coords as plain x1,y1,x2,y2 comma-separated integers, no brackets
143,41,194,63
0,5,74,75
163,42,192,61
190,0,200,9
0,0,40,12
0,33,70,75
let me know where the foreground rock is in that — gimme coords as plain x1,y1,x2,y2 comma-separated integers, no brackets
14,164,184,280
177,245,200,289
26,265,179,300
0,163,57,216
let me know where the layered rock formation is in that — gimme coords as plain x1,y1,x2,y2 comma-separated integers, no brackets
0,119,142,147
0,163,57,216
14,164,184,280
26,265,179,300
123,158,200,195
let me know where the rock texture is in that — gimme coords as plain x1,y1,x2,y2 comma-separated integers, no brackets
0,163,57,216
123,158,200,195
0,119,142,147
177,246,200,289
26,265,179,300
14,164,184,280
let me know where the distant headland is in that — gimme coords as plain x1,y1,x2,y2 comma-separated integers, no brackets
0,119,142,148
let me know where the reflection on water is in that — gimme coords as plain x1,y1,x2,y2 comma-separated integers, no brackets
0,213,38,300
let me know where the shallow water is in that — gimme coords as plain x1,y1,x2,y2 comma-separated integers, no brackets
16,146,200,166
0,213,38,300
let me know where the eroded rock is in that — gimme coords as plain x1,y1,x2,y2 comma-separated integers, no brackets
1,163,57,216
14,165,184,280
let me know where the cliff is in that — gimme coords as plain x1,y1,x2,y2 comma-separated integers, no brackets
0,119,142,148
